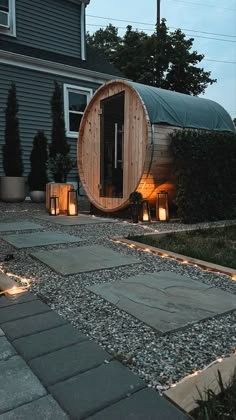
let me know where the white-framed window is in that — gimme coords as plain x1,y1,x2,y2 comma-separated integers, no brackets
0,0,16,36
64,84,92,138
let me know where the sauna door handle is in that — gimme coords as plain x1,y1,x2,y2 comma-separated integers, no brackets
114,123,118,169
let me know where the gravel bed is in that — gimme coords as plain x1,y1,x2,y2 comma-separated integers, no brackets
1,202,236,392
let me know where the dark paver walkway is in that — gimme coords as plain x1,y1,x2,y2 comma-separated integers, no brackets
0,291,188,419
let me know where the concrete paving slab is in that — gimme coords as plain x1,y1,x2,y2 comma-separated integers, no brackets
29,340,112,386
87,271,236,333
31,245,141,275
49,361,145,419
0,356,46,414
0,221,43,232
87,388,188,420
1,311,67,340
36,214,116,225
1,231,83,249
0,395,69,420
0,292,37,309
0,336,16,361
0,329,4,337
0,300,50,324
13,324,88,360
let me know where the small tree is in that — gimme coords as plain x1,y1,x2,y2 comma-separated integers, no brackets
48,81,73,182
3,83,23,176
28,131,48,191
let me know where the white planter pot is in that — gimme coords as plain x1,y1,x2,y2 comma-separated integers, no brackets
30,190,46,203
0,177,26,202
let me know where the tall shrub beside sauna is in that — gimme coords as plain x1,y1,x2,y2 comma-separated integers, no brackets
48,81,74,182
1,83,25,202
170,130,236,223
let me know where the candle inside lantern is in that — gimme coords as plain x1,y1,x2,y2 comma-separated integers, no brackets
159,208,166,221
143,209,149,222
69,203,77,216
50,196,59,216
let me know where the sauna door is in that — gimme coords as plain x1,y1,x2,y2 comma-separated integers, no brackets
100,92,124,198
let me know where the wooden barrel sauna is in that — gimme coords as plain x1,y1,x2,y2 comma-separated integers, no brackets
78,80,235,212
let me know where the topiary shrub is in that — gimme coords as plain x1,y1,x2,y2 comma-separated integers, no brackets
3,82,23,177
170,129,236,223
28,131,48,191
48,81,73,182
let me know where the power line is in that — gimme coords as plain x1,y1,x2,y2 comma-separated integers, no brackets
166,0,236,11
87,14,236,38
87,23,236,43
204,59,236,64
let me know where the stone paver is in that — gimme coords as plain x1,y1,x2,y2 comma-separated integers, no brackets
0,336,16,361
29,340,112,386
0,292,37,309
87,388,188,420
0,221,43,232
0,329,4,337
0,300,50,324
0,356,46,414
31,245,141,275
0,395,69,420
36,214,116,225
13,324,88,360
1,311,67,340
49,361,145,419
88,271,236,333
1,231,83,249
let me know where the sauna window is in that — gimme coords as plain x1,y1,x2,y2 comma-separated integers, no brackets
64,84,92,138
100,91,125,199
0,0,15,36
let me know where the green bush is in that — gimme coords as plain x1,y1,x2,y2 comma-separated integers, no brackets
170,129,236,223
28,131,48,191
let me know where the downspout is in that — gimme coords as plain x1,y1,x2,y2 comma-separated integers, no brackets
80,2,86,61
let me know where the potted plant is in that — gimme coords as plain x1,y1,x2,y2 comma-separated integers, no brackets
1,83,25,202
129,191,143,223
28,131,48,202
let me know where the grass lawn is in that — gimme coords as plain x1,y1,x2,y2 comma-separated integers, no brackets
129,225,236,269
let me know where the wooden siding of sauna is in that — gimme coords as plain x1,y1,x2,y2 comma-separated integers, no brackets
137,124,181,206
78,81,148,211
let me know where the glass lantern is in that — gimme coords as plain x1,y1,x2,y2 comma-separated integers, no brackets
49,196,59,216
140,200,151,222
156,191,169,221
67,189,78,216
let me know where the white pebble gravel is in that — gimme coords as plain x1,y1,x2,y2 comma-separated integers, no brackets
0,201,236,391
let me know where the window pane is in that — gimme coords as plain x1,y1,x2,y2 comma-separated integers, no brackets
69,113,82,133
69,92,87,112
0,0,9,12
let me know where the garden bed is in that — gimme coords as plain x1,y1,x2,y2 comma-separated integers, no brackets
129,225,236,270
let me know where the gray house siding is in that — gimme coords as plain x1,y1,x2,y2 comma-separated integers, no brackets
0,64,100,181
12,0,81,58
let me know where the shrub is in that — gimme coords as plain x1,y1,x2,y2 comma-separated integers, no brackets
3,82,23,176
170,129,236,223
28,131,48,191
49,81,72,182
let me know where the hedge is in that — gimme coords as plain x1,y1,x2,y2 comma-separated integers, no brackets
170,129,236,223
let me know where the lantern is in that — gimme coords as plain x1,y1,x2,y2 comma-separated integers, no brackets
49,196,59,216
67,189,78,216
156,191,169,221
140,200,151,222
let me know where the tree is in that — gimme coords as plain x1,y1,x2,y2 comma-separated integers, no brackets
50,81,69,158
3,83,23,176
233,118,236,128
28,131,48,191
49,82,74,182
87,20,216,96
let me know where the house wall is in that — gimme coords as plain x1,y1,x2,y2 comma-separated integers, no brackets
8,0,82,58
0,64,100,182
